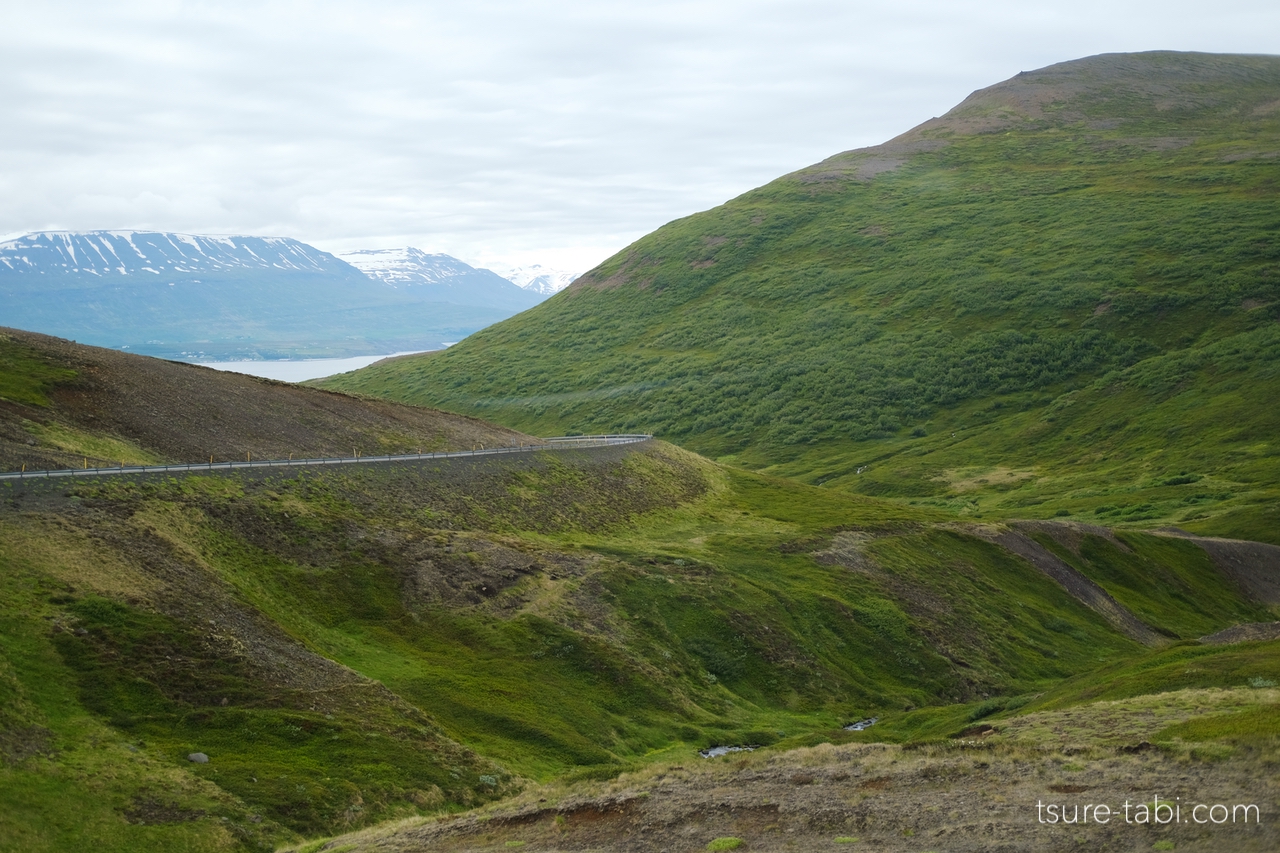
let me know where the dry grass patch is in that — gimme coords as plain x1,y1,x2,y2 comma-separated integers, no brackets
990,687,1280,749
0,516,160,601
280,733,1280,852
941,467,1039,493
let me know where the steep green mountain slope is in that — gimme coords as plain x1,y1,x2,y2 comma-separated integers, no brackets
319,52,1280,538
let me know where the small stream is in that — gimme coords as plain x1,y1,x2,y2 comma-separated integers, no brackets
698,745,758,758
700,716,878,757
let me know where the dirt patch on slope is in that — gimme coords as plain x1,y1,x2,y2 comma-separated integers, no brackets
1011,519,1133,555
965,525,1163,646
569,249,659,292
291,733,1280,853
399,533,599,610
121,795,207,825
0,724,55,765
1201,622,1280,645
1155,530,1280,606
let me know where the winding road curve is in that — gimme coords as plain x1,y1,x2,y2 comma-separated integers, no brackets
0,434,653,481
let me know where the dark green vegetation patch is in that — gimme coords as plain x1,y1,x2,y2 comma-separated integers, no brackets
0,333,77,408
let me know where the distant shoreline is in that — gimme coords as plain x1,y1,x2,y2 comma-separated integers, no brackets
192,349,437,382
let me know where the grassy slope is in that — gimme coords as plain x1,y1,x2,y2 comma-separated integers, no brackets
318,52,1280,539
0,328,535,473
2,439,1273,851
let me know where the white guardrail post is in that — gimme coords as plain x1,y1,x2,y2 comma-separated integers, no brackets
2,435,652,481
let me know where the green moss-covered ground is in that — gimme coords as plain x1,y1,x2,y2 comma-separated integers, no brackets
3,439,1273,850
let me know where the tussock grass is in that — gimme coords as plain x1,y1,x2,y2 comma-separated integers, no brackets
289,682,1280,853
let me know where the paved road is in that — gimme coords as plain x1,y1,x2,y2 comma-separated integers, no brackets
0,434,652,481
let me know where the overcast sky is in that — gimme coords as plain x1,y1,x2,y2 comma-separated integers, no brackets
3,1,1278,272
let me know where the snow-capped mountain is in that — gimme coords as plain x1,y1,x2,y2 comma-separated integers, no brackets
336,247,543,311
0,231,351,277
339,247,481,286
0,231,538,360
492,263,578,295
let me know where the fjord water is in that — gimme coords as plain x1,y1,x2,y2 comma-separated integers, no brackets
193,349,435,382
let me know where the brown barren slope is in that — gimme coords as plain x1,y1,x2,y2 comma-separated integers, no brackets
973,523,1167,647
0,327,538,472
1155,529,1280,607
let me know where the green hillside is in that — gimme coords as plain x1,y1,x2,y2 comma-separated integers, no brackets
0,328,534,474
319,52,1280,537
3,334,1278,852
4,442,1275,852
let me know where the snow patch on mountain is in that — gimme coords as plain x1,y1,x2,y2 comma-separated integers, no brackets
489,263,578,295
336,247,489,287
335,247,543,310
0,231,348,276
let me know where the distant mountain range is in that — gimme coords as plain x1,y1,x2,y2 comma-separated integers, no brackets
338,249,580,298
336,247,542,312
489,263,578,295
0,231,551,360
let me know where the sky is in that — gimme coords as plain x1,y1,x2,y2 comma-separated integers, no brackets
3,1,1278,274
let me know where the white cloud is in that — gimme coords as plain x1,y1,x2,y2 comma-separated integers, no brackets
2,0,1278,271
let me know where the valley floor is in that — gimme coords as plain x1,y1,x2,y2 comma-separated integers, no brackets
3,436,1276,853
285,686,1280,852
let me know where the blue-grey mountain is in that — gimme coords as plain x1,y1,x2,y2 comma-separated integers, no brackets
336,247,541,312
0,231,542,360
